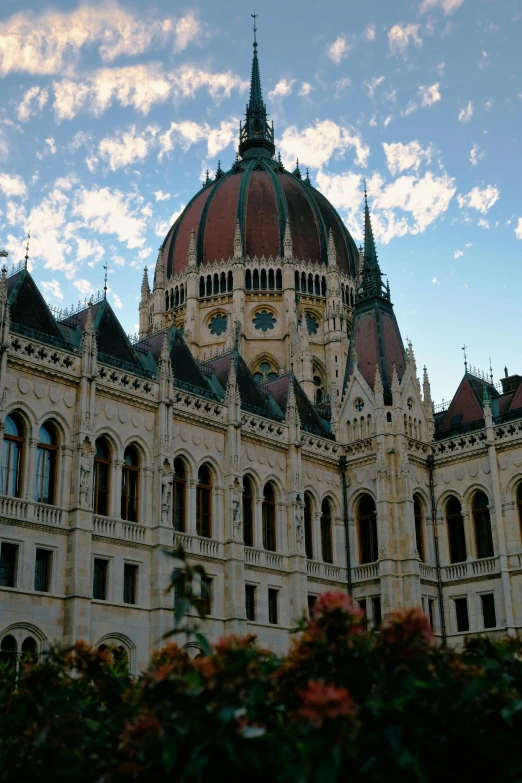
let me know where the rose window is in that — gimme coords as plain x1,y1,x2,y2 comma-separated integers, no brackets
253,310,276,332
253,361,278,383
208,313,227,336
305,313,319,335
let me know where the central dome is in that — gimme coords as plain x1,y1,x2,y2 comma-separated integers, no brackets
159,27,359,281
161,157,360,278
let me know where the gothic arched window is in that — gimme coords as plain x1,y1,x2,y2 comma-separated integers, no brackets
0,634,17,669
413,494,425,562
243,475,254,547
196,465,212,538
358,494,378,564
245,269,252,290
21,636,37,663
446,497,466,563
199,277,205,297
262,482,276,552
34,422,58,505
304,492,313,559
173,457,186,532
261,268,267,290
276,269,282,290
93,437,111,517
473,491,494,559
1,412,24,498
268,269,275,290
121,445,140,522
227,271,233,292
321,498,333,563
295,271,300,291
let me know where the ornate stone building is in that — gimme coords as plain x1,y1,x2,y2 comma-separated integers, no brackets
2,33,522,672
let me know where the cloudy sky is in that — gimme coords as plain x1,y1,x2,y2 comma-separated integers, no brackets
0,0,520,403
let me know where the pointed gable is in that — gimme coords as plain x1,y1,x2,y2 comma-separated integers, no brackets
508,378,522,413
438,373,498,432
8,269,63,339
203,350,283,417
266,374,333,438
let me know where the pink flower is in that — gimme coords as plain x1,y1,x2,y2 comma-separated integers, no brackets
313,592,365,623
298,680,356,728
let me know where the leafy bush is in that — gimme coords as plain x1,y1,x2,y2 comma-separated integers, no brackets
2,551,522,782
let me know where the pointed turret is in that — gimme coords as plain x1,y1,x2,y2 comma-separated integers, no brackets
233,220,243,259
238,16,275,160
158,332,173,401
343,190,406,404
283,218,293,260
285,377,300,428
0,266,10,348
188,229,197,267
327,228,337,266
374,364,384,407
225,357,241,407
141,266,150,300
423,366,432,406
155,247,165,287
80,303,97,378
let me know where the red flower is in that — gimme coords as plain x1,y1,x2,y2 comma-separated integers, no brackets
298,680,356,728
378,608,434,659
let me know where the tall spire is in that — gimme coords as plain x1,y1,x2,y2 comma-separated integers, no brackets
238,14,275,160
357,186,388,303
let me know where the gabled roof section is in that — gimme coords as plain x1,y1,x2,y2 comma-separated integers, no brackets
436,372,499,434
8,269,63,340
508,378,522,413
266,374,333,438
202,350,283,418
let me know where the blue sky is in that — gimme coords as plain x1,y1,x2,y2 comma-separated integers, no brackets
0,0,520,404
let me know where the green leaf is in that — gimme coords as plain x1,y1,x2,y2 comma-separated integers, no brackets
193,632,213,657
162,742,178,773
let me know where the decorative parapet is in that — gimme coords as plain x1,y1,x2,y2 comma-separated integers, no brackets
301,433,340,460
173,532,223,559
306,559,344,582
93,515,148,545
241,412,286,443
172,390,226,426
443,556,499,581
433,429,488,460
352,562,379,582
0,496,66,528
344,437,375,460
8,330,79,376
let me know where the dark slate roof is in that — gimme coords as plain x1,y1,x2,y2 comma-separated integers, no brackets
8,269,64,341
266,374,333,438
144,327,221,399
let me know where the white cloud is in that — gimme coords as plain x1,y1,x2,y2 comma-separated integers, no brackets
478,218,490,229
154,205,185,238
69,131,92,151
457,185,499,213
327,35,350,64
52,64,247,121
515,219,522,240
0,4,200,77
154,191,170,202
388,24,422,55
54,174,79,191
484,99,493,111
365,24,376,41
0,173,27,198
383,141,432,175
420,0,465,13
75,238,105,265
419,82,441,107
158,119,237,160
99,125,159,171
383,116,393,128
478,51,489,69
279,120,370,169
45,137,57,155
334,78,351,98
299,82,313,97
432,277,437,283
17,86,49,121
454,249,464,259
268,79,295,99
73,187,148,249
41,280,63,300
469,144,485,166
85,156,98,173
364,76,385,97
73,279,95,296
458,101,473,123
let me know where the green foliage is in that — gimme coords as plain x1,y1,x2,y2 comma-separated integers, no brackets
2,552,522,781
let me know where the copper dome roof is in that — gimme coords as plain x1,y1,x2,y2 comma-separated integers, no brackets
159,26,360,279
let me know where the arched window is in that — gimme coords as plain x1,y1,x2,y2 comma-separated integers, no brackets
358,494,378,564
227,271,233,292
446,497,467,563
196,465,212,538
175,287,179,306
180,284,185,304
304,492,313,559
473,491,494,559
213,274,219,295
261,268,267,290
0,634,17,669
165,291,169,310
276,269,282,290
262,482,276,552
301,272,306,291
21,636,37,663
243,475,254,547
295,271,300,291
245,269,252,290
253,269,259,290
314,275,320,296
93,437,111,516
173,457,186,532
321,498,333,563
1,413,24,498
199,277,205,297
413,494,425,561
307,273,313,294
206,275,212,297
34,422,58,505
121,445,139,522
220,272,226,293
341,284,345,303
268,269,275,290
321,276,327,296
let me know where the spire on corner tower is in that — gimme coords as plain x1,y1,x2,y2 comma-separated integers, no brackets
327,228,337,266
238,14,275,160
357,187,388,303
423,366,432,405
141,266,150,300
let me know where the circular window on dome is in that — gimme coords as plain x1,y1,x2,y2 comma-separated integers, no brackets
305,313,319,335
253,310,276,332
208,313,227,336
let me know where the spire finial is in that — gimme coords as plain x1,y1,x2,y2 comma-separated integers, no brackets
103,260,108,299
251,10,258,46
357,184,385,302
462,344,468,373
239,14,275,160
489,357,493,385
24,230,30,268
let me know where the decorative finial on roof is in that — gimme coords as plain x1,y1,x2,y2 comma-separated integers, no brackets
233,219,243,259
462,344,468,373
24,230,30,268
225,356,241,406
141,266,150,299
304,167,311,185
356,185,387,302
103,259,108,299
374,364,384,404
188,229,197,267
283,217,293,260
239,13,275,160
489,357,494,385
215,160,224,180
423,365,432,405
203,169,212,187
293,159,302,179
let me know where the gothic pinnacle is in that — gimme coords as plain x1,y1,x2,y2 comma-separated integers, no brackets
327,228,337,266
283,218,293,260
188,229,197,267
233,220,243,259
